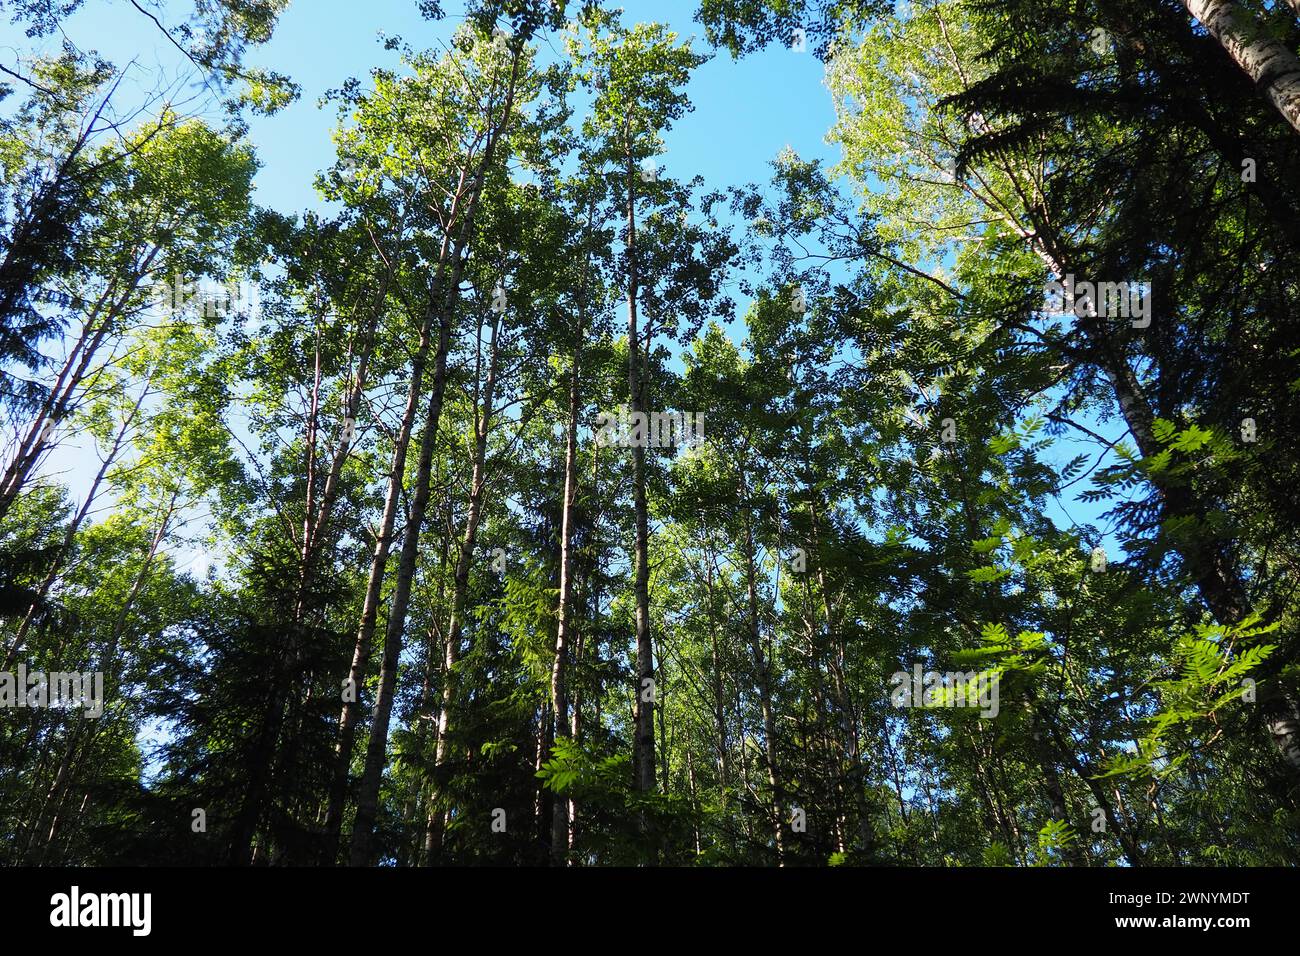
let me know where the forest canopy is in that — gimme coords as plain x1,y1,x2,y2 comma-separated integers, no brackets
2,0,1299,868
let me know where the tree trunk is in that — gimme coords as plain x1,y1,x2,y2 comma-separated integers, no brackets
423,312,504,861
349,269,499,866
1178,0,1300,135
739,479,785,865
23,487,178,863
3,372,149,669
320,291,439,861
0,247,158,523
548,200,595,864
1029,215,1300,777
701,529,731,797
1030,707,1085,866
623,136,656,799
325,45,521,858
806,490,874,857
293,284,383,628
549,313,583,864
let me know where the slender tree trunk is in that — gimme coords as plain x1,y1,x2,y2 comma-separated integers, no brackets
549,313,584,863
320,297,438,861
739,480,785,865
423,313,504,861
1027,205,1300,776
548,201,595,864
23,487,179,863
350,271,499,866
534,701,552,859
346,49,523,865
1047,720,1145,865
658,660,670,792
293,287,382,628
567,615,584,856
0,248,158,522
346,305,449,865
806,491,874,857
686,743,701,855
623,137,656,799
567,449,602,858
701,530,731,795
1030,707,1086,866
270,304,383,864
324,123,494,862
3,374,149,669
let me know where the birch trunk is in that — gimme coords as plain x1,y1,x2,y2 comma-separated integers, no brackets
1178,0,1300,134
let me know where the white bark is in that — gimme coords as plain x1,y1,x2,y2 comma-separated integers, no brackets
1180,0,1300,135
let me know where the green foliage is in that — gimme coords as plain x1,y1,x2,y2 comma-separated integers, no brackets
4,0,1300,870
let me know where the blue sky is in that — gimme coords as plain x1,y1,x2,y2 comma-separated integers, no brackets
238,1,839,214
2,1,838,222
